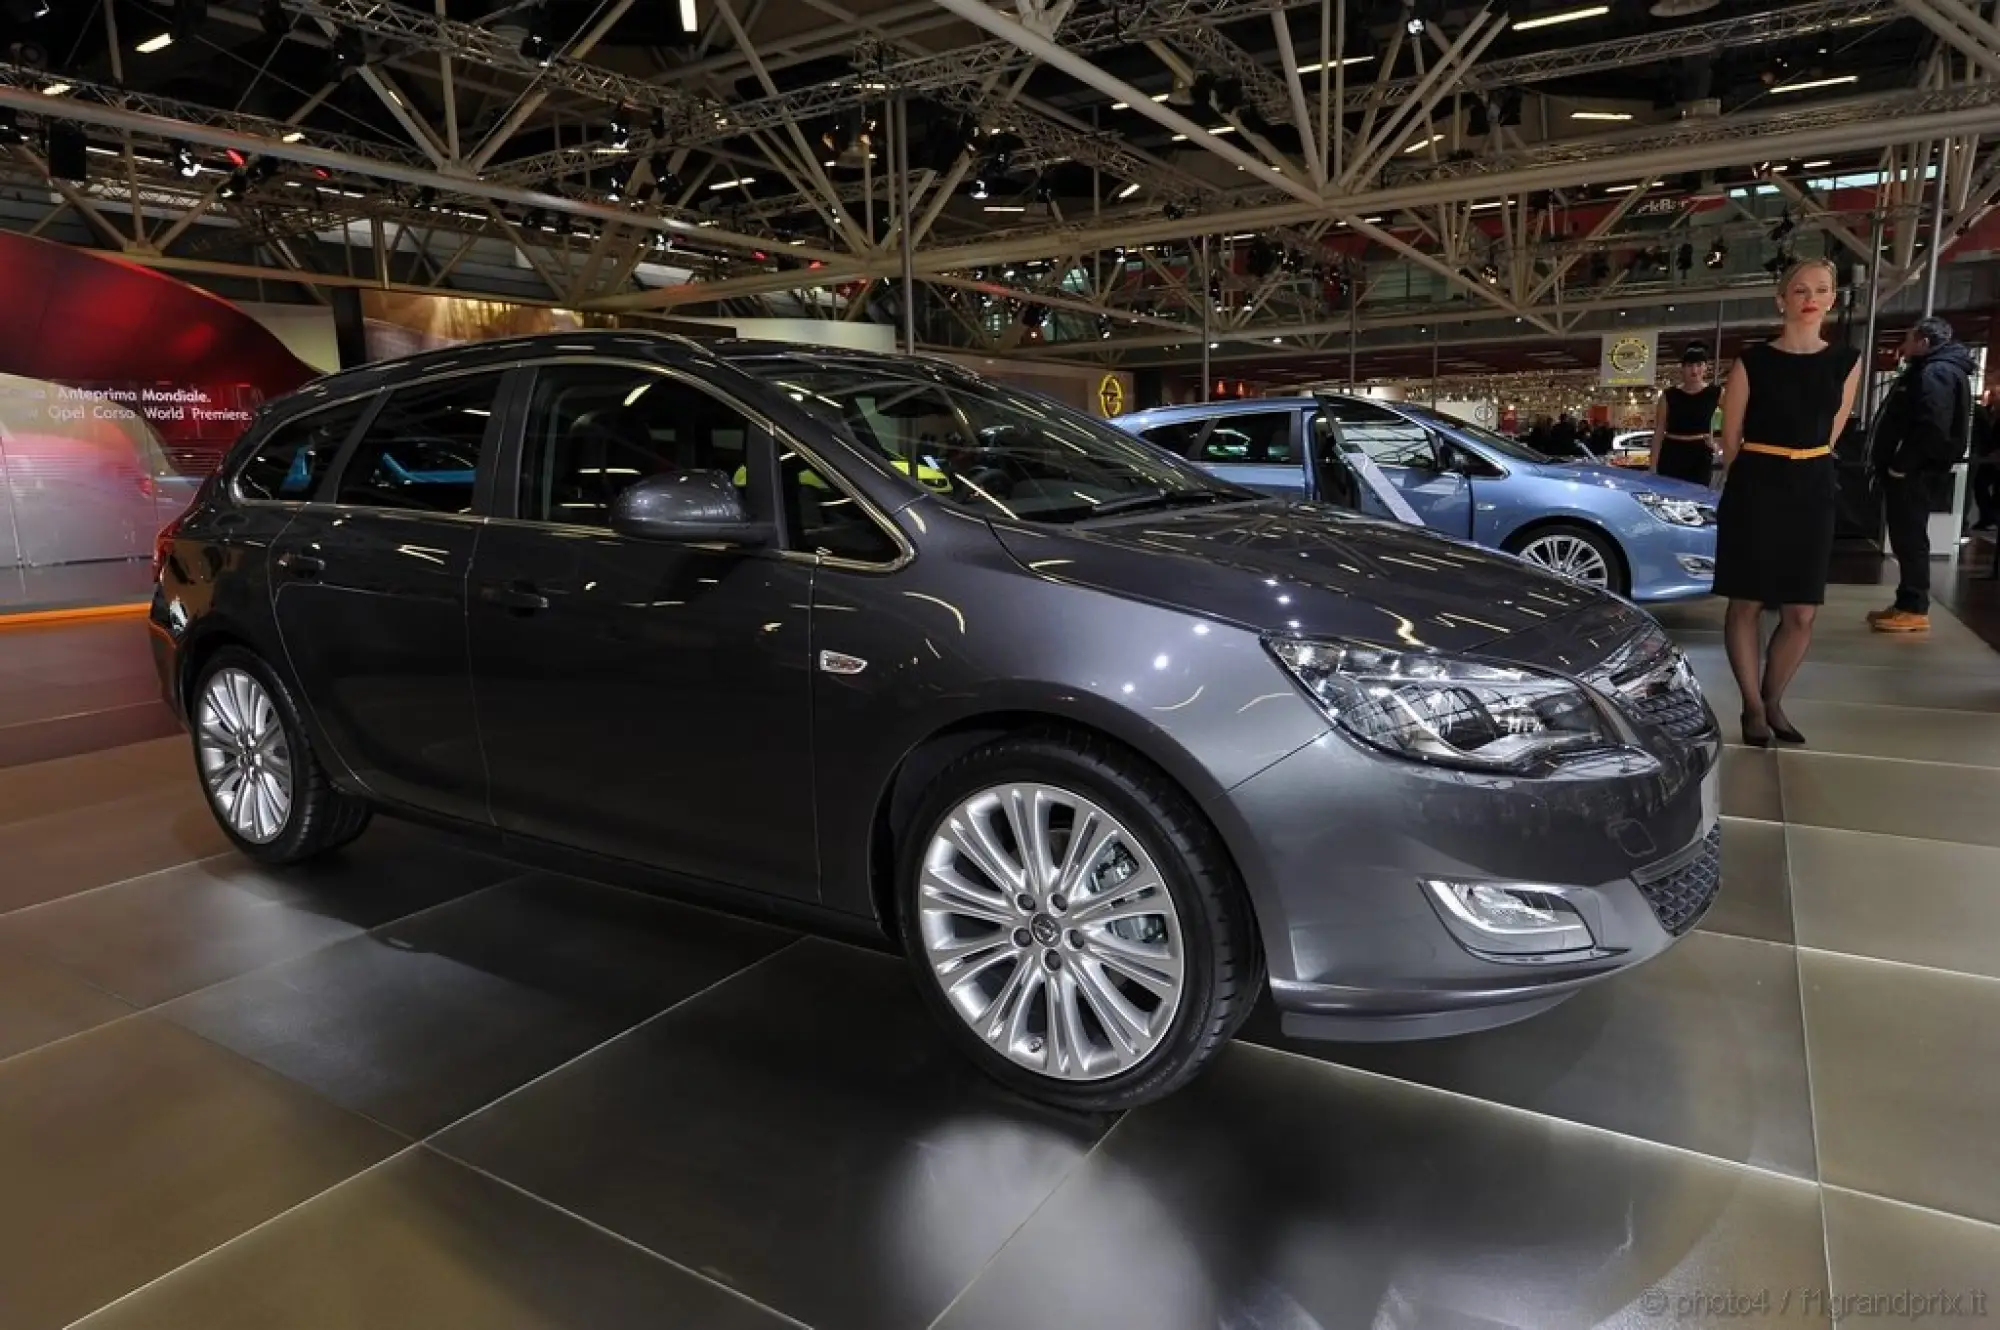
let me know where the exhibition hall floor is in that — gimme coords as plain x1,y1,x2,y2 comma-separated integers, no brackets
2,584,1998,1330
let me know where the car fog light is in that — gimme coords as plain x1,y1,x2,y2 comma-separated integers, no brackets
1424,879,1595,956
1676,554,1715,576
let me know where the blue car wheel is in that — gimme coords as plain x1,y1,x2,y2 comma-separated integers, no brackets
1506,522,1626,595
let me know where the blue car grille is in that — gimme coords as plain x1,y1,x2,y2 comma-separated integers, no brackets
1636,826,1723,936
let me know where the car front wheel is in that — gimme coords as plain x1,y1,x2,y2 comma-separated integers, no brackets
899,731,1258,1112
1510,522,1626,594
191,647,371,865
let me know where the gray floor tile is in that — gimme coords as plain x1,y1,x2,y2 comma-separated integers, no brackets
1245,929,1817,1178
164,875,796,1137
0,782,234,914
1780,750,2000,849
1791,826,2000,980
0,820,515,1006
0,941,133,1061
1703,816,1794,946
1823,1188,2000,1322
1722,744,1785,822
1683,646,2000,715
0,1014,399,1330
71,1147,792,1330
1762,699,2000,768
935,1042,1830,1330
435,938,1108,1330
0,736,192,830
1802,949,2000,1226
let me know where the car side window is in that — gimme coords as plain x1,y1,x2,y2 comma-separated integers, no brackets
234,398,370,502
1341,419,1436,470
778,442,903,565
1184,411,1297,467
517,365,751,528
333,374,504,514
1138,420,1208,459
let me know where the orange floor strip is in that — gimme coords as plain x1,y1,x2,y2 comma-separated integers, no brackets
0,602,151,629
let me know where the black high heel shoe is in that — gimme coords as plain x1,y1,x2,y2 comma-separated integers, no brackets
1763,700,1805,745
1741,711,1772,747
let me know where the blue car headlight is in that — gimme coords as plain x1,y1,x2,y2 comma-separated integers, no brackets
1633,491,1717,527
1265,636,1615,773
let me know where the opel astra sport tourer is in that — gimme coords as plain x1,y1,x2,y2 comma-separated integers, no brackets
151,332,1723,1111
1113,396,1719,603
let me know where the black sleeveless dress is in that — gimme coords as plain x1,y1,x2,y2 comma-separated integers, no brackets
1656,384,1720,484
1712,340,1860,605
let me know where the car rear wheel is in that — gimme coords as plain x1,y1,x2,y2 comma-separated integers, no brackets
191,647,371,866
898,730,1258,1112
1510,522,1626,595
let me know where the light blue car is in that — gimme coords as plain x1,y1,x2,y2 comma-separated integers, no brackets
1111,394,1717,602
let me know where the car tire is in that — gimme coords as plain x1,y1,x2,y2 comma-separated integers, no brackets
897,728,1259,1112
189,646,371,866
1507,521,1627,595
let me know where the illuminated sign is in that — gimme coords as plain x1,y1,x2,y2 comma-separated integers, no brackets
1096,374,1125,416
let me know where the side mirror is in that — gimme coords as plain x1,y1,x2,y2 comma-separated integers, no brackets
609,471,773,546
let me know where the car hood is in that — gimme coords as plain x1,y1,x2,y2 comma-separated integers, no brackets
990,499,1613,653
1520,456,1714,501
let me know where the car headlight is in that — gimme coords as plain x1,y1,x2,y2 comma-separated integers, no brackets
1266,636,1615,774
1633,491,1716,527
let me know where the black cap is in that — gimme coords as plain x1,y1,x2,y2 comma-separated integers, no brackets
1682,342,1711,364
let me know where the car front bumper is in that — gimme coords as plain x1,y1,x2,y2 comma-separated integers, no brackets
1626,519,1718,602
1208,722,1721,1041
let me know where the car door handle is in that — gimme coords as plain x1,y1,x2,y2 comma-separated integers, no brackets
278,552,324,579
479,582,550,613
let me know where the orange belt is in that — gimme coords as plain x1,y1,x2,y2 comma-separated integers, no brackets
1739,442,1832,459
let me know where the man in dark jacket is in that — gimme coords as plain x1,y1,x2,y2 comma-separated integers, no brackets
1868,317,1975,632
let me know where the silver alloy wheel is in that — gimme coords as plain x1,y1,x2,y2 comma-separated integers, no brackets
918,783,1186,1082
194,668,295,845
1518,532,1612,586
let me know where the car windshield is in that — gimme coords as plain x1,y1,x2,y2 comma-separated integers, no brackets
737,356,1254,523
1398,406,1559,464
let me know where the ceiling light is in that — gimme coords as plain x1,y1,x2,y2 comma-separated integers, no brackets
1771,74,1858,93
1297,56,1375,73
1803,159,1832,168
1571,110,1631,121
1403,133,1443,153
282,130,305,143
679,0,698,33
136,32,174,53
1117,181,1141,199
1469,201,1502,211
708,176,753,190
40,82,71,96
983,205,1026,212
1513,5,1609,29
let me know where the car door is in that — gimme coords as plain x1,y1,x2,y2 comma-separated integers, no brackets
267,370,506,824
1323,403,1474,537
1143,409,1306,497
466,359,819,902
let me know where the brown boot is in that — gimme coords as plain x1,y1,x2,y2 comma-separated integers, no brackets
1871,609,1931,633
1865,604,1898,624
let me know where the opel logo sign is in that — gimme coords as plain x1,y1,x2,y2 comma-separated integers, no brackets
1096,374,1125,416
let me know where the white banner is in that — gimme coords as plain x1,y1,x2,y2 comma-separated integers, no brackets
1600,330,1659,387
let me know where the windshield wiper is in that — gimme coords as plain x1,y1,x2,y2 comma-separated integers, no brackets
1084,489,1236,518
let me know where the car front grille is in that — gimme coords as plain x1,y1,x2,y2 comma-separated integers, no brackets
1635,826,1723,936
1585,625,1716,742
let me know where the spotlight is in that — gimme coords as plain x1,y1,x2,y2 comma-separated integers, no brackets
607,110,631,151
970,178,990,200
0,110,24,147
218,172,247,200
1406,14,1426,34
1771,210,1795,242
1706,239,1728,268
173,143,199,177
1480,260,1500,284
519,5,554,66
331,28,366,71
605,167,628,202
649,154,682,195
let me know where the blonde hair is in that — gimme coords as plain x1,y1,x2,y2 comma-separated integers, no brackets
1778,256,1839,288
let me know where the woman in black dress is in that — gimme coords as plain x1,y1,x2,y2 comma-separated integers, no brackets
1715,258,1863,746
1651,343,1722,485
